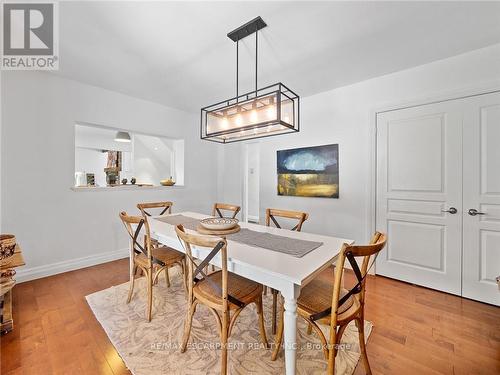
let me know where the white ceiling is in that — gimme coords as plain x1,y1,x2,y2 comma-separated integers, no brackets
53,1,500,113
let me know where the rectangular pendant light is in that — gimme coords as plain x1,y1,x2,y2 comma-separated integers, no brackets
201,83,299,143
200,17,300,143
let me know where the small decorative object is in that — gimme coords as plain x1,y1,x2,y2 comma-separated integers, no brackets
131,177,136,185
104,167,119,185
199,218,238,231
0,234,16,260
121,178,127,185
277,144,339,198
160,176,176,186
74,172,86,187
86,173,95,186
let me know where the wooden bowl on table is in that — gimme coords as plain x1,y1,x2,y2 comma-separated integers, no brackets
197,218,240,235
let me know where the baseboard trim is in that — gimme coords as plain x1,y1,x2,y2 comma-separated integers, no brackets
16,248,129,283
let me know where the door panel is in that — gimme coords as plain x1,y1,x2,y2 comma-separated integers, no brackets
376,101,463,295
462,92,500,305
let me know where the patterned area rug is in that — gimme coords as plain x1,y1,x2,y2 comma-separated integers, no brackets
86,269,372,374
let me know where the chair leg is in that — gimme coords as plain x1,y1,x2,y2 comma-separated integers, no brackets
164,267,170,288
208,307,222,334
327,323,338,375
181,300,198,353
153,266,159,285
307,319,329,360
228,307,244,337
271,288,278,334
220,309,229,375
181,262,188,295
146,269,153,322
355,316,372,375
127,265,136,303
256,295,269,349
271,299,284,361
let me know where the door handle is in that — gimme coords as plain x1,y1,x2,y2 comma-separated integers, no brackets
442,207,457,214
468,209,485,216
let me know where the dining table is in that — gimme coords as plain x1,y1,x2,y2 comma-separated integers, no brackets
148,211,354,375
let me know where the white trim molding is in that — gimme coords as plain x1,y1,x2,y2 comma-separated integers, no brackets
15,248,129,283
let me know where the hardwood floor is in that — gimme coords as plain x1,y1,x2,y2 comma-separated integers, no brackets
1,259,499,374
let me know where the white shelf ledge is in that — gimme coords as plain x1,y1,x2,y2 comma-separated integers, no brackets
71,185,184,192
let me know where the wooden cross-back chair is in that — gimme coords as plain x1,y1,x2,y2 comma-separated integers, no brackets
175,224,268,375
137,201,173,248
265,208,309,232
212,203,241,219
265,208,309,334
271,232,387,375
137,201,173,217
119,211,185,321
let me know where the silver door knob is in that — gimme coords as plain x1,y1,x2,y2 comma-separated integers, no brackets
442,207,457,214
468,209,485,216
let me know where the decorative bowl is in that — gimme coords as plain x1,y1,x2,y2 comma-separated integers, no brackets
200,218,238,231
0,234,16,260
160,179,176,186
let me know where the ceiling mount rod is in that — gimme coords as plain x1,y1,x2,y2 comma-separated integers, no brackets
227,16,267,42
228,17,266,102
236,39,239,102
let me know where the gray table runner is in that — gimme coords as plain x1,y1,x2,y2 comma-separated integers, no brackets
157,215,323,258
156,215,200,231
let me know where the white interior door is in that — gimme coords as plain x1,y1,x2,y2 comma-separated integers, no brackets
376,101,463,295
462,92,500,306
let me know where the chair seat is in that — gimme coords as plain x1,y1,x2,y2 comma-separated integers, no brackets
136,246,184,268
297,268,358,321
194,270,263,310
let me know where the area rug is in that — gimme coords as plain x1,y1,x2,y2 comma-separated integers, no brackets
86,269,372,374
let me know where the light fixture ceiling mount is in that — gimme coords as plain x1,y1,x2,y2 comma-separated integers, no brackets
201,16,300,143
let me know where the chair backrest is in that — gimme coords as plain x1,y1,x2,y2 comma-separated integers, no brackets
137,201,173,217
212,203,241,219
119,211,153,265
175,225,233,309
265,208,309,232
330,232,387,318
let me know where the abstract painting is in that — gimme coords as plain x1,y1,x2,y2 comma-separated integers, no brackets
277,144,339,198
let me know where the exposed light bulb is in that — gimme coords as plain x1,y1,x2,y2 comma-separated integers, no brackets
266,105,276,119
250,110,258,123
235,114,243,127
221,117,229,129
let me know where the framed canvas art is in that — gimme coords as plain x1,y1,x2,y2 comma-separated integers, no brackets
277,144,339,198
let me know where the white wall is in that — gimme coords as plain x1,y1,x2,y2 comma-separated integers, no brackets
133,135,172,185
1,71,218,281
245,143,260,221
217,44,500,244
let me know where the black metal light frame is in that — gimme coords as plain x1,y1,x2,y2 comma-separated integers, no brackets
200,16,300,144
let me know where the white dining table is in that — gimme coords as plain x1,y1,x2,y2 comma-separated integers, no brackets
148,212,353,375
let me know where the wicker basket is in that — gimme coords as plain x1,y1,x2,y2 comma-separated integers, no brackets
0,234,16,260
